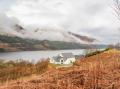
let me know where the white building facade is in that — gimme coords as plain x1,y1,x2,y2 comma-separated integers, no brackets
50,53,76,65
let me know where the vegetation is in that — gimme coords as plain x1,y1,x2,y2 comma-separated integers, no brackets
0,49,120,89
0,35,107,52
84,48,110,57
0,35,43,51
0,48,5,52
0,59,49,83
72,49,120,89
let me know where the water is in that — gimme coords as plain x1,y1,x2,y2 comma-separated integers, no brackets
0,49,84,62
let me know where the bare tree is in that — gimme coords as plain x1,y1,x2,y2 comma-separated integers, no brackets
114,0,120,18
113,0,120,46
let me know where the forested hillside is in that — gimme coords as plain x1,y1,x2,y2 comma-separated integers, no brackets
0,35,107,52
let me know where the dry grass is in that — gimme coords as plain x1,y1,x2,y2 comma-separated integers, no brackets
0,60,49,83
0,49,120,89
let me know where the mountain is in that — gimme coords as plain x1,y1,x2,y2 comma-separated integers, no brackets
1,24,97,44
0,14,97,44
10,24,96,44
0,35,88,52
0,34,107,52
0,24,96,44
0,15,104,52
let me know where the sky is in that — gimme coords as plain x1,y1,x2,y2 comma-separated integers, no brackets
0,0,120,44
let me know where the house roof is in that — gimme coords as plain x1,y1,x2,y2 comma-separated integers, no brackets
52,56,61,62
52,53,74,62
61,53,74,58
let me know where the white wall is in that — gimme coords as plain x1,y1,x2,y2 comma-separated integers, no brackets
64,58,76,64
49,58,55,64
50,57,76,65
49,58,62,64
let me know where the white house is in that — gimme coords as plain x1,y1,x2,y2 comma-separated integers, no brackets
49,53,76,64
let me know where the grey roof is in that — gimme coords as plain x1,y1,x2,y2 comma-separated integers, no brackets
52,53,75,62
61,53,74,58
52,56,61,62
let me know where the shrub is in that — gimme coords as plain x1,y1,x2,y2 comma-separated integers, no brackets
35,60,49,74
0,59,49,82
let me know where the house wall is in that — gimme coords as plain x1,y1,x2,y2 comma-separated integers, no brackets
64,58,76,64
49,58,61,64
50,57,76,65
49,58,55,64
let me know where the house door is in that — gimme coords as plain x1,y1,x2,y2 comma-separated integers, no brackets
61,59,64,64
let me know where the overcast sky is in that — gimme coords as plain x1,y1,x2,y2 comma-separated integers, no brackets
0,0,120,44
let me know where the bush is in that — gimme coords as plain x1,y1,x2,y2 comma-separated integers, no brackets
85,50,101,57
84,48,111,57
0,60,49,82
35,60,49,74
0,48,5,52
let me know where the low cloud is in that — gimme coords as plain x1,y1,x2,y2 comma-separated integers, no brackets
0,0,119,44
0,13,20,35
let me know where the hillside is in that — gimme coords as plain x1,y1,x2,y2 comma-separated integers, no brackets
0,15,97,44
0,49,120,89
0,35,107,52
0,35,88,52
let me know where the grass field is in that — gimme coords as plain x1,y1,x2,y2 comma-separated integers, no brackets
0,49,120,89
0,59,50,83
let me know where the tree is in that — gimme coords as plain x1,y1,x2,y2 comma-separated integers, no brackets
115,42,120,49
113,0,120,45
114,0,120,18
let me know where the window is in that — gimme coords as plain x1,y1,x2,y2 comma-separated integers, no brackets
61,59,64,64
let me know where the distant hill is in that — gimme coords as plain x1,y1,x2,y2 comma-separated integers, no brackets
0,15,97,44
4,24,97,44
0,35,107,52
